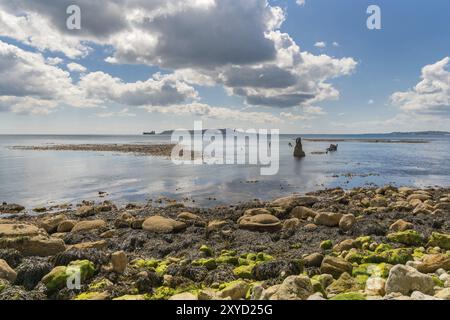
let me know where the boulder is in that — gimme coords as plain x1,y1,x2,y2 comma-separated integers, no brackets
365,277,386,296
387,230,424,246
434,288,450,300
314,212,343,227
238,214,281,232
282,218,300,230
290,206,317,219
37,214,67,233
269,275,314,300
304,253,324,268
72,220,107,233
320,256,353,279
0,259,16,282
76,206,97,217
219,281,250,300
339,214,356,232
385,264,434,295
389,219,414,232
416,254,450,273
333,239,358,252
427,232,450,250
326,272,361,295
0,223,41,238
0,224,65,257
57,220,77,233
142,216,186,233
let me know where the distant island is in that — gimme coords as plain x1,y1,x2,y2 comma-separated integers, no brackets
387,131,450,136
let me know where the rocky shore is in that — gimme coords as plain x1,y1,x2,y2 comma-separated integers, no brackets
11,144,178,157
0,186,449,300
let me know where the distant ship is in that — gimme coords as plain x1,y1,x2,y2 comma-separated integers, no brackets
143,131,156,135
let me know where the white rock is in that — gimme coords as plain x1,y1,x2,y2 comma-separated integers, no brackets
365,277,386,296
434,288,450,300
269,275,314,300
385,265,435,295
410,291,442,300
307,292,326,300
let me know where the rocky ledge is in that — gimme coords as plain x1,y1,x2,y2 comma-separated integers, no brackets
0,186,449,301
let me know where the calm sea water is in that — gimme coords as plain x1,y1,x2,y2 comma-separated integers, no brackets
0,133,449,208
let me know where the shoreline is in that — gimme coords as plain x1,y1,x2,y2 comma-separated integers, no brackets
10,144,177,157
0,186,449,300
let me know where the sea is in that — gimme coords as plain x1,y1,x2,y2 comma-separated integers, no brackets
0,133,449,208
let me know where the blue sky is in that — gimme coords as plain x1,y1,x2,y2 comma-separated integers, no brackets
0,0,449,134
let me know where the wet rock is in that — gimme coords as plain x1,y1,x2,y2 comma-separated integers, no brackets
72,220,107,233
14,259,52,290
57,220,76,233
314,212,343,227
76,206,97,218
293,138,306,158
269,195,318,210
0,259,16,282
177,212,204,225
269,275,313,300
142,216,186,233
252,260,302,281
37,214,67,233
0,203,25,214
385,264,434,295
339,214,356,232
0,227,65,257
238,214,281,232
243,208,272,216
320,256,353,279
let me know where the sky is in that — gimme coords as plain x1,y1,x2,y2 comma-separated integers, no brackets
0,0,450,134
